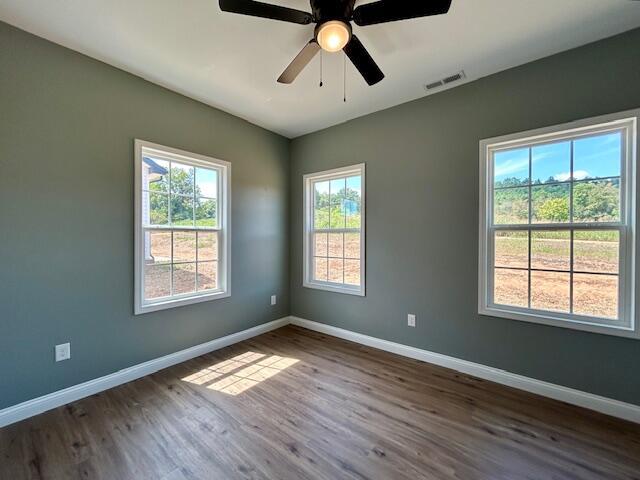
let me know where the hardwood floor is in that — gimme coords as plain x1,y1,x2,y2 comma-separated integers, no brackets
1,325,639,480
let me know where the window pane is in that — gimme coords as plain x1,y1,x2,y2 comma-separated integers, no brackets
314,233,328,257
344,259,360,286
330,204,346,229
572,179,620,223
314,181,330,229
171,195,195,226
494,187,529,224
531,231,570,271
143,157,169,193
328,233,343,258
531,141,571,184
574,230,619,274
314,257,328,281
573,132,621,180
345,200,361,228
195,168,217,199
314,207,330,229
344,233,360,259
330,178,346,229
494,268,528,308
145,231,171,264
196,197,217,227
494,231,528,268
173,231,196,263
346,176,361,200
330,178,346,202
494,148,529,187
144,264,171,300
573,274,618,319
148,192,169,226
531,271,570,313
171,162,195,196
314,180,330,206
173,263,196,295
531,183,569,223
345,176,362,228
328,258,344,283
197,231,218,262
197,261,217,291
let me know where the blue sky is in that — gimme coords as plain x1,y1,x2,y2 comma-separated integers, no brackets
195,167,217,198
494,132,621,185
315,175,361,196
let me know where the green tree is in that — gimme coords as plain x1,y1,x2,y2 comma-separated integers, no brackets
314,185,361,229
494,188,528,223
573,181,619,221
148,167,217,225
495,176,528,188
537,197,569,222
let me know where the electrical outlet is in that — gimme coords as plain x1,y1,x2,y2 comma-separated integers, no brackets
407,314,416,327
271,295,277,306
55,343,71,362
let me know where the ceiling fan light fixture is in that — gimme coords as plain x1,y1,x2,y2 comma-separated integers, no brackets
316,20,351,52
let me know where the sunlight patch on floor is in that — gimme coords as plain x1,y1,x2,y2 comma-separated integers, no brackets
181,351,299,395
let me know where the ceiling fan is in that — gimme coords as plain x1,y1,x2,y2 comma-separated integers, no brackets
219,0,453,86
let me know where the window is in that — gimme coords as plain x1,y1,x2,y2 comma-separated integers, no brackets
303,164,365,296
134,140,230,314
479,111,638,337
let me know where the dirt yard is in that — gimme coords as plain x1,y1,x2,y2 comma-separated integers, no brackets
144,230,615,317
494,235,618,318
144,231,218,299
313,232,361,285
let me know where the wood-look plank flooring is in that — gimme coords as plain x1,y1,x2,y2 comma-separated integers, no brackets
1,325,639,480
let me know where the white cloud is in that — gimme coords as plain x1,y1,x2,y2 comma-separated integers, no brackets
553,170,589,182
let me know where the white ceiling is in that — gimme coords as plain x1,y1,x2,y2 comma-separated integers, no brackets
1,0,640,138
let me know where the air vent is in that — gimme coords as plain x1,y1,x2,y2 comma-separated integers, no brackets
424,70,466,92
425,80,444,90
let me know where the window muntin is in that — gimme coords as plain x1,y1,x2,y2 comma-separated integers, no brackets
479,113,637,337
135,140,230,314
304,164,365,295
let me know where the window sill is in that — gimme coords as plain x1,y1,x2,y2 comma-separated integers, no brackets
135,290,230,315
303,281,365,297
479,305,639,339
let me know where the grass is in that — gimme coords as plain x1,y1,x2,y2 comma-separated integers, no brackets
495,233,618,270
149,217,217,228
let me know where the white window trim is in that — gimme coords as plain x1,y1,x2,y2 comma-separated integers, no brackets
479,110,639,339
303,163,366,296
134,139,231,315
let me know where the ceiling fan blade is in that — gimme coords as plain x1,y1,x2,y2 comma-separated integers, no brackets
352,0,452,26
343,35,384,86
219,0,313,24
277,40,321,84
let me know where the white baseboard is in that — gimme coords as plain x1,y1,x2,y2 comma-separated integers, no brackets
3,315,639,428
289,316,640,424
0,317,289,428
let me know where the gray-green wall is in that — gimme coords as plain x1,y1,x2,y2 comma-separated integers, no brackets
0,22,290,410
290,28,640,405
3,19,640,412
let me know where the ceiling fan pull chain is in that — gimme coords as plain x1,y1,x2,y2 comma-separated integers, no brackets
319,50,323,87
343,52,347,103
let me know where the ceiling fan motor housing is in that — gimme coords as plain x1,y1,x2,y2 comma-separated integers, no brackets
310,0,356,24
